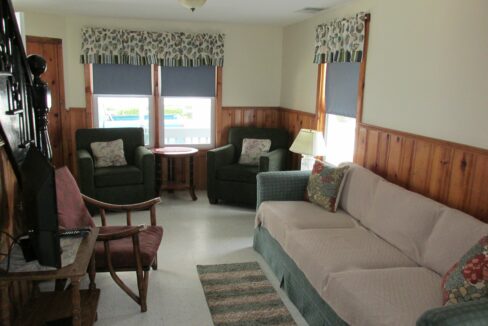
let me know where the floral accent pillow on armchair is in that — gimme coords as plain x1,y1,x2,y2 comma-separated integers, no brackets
442,236,488,305
306,161,349,212
90,139,127,168
238,138,272,165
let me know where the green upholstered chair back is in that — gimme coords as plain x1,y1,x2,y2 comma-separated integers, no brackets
228,127,289,161
76,128,144,165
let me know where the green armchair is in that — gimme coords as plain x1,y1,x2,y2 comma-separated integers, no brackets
207,127,289,206
76,128,155,205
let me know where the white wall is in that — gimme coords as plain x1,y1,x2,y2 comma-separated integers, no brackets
280,0,488,149
22,12,283,108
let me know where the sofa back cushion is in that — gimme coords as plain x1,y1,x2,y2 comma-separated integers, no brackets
339,164,382,221
363,179,444,264
423,207,488,275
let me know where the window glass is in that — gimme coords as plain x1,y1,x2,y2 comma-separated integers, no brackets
94,96,152,145
161,97,214,147
324,114,356,166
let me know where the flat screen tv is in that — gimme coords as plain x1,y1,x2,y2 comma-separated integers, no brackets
20,145,61,268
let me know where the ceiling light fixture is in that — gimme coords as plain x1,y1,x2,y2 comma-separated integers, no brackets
179,0,207,12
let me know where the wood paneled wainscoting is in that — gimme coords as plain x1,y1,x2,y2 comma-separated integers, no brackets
355,123,488,223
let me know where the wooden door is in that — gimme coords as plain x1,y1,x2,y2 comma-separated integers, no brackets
26,36,66,167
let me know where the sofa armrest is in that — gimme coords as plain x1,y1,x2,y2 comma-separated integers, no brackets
134,146,155,199
256,170,311,209
259,148,287,172
77,149,95,197
416,299,488,326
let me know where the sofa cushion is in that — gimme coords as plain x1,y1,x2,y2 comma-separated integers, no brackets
216,164,259,183
362,179,443,265
94,165,143,187
442,235,488,305
255,201,356,247
322,267,442,326
284,228,417,292
339,163,382,221
423,207,488,275
306,162,349,212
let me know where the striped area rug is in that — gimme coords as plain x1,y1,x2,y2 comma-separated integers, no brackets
197,262,296,326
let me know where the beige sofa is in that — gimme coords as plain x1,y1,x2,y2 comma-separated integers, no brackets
254,163,488,326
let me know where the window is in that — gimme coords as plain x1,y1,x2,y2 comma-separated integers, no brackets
162,97,214,145
160,66,215,148
92,64,153,146
94,96,152,145
324,63,360,166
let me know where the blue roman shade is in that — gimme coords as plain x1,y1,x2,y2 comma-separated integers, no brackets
161,66,215,97
93,64,152,95
325,63,360,118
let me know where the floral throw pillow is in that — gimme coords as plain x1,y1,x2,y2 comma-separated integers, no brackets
238,138,272,166
442,236,488,305
306,161,349,212
90,139,127,168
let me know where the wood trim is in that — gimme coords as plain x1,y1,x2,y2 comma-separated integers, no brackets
315,64,326,131
354,123,488,223
359,123,488,155
152,65,160,147
277,107,317,119
26,36,61,44
215,67,223,147
356,14,370,124
83,64,93,128
222,106,280,111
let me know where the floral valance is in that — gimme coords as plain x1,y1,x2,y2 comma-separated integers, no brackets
80,27,225,67
314,12,368,64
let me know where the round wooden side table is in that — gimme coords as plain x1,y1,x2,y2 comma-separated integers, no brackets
153,147,199,201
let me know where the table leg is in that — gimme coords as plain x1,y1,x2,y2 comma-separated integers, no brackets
71,278,81,326
0,282,10,326
189,156,197,201
89,252,97,290
168,157,174,193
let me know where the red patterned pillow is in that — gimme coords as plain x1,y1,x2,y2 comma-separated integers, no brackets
441,236,488,305
305,161,349,212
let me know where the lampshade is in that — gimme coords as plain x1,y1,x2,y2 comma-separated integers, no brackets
179,0,207,11
290,129,327,157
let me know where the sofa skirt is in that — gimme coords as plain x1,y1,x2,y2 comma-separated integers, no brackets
253,226,347,326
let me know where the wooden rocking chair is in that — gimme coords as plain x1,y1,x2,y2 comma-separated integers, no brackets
55,167,163,312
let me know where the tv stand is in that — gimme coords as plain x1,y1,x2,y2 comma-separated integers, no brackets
0,228,99,326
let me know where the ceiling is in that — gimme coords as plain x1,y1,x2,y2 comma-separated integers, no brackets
12,0,352,26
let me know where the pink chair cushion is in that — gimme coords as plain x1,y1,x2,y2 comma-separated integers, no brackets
95,226,163,270
55,167,95,229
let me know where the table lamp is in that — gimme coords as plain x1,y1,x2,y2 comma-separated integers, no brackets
289,129,327,170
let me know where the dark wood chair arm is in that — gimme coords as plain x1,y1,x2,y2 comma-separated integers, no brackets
82,195,161,211
96,225,145,241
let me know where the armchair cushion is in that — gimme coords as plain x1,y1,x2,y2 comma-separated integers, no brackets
95,225,163,270
94,165,143,187
216,164,259,183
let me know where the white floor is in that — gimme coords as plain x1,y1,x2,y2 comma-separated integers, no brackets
89,190,308,326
